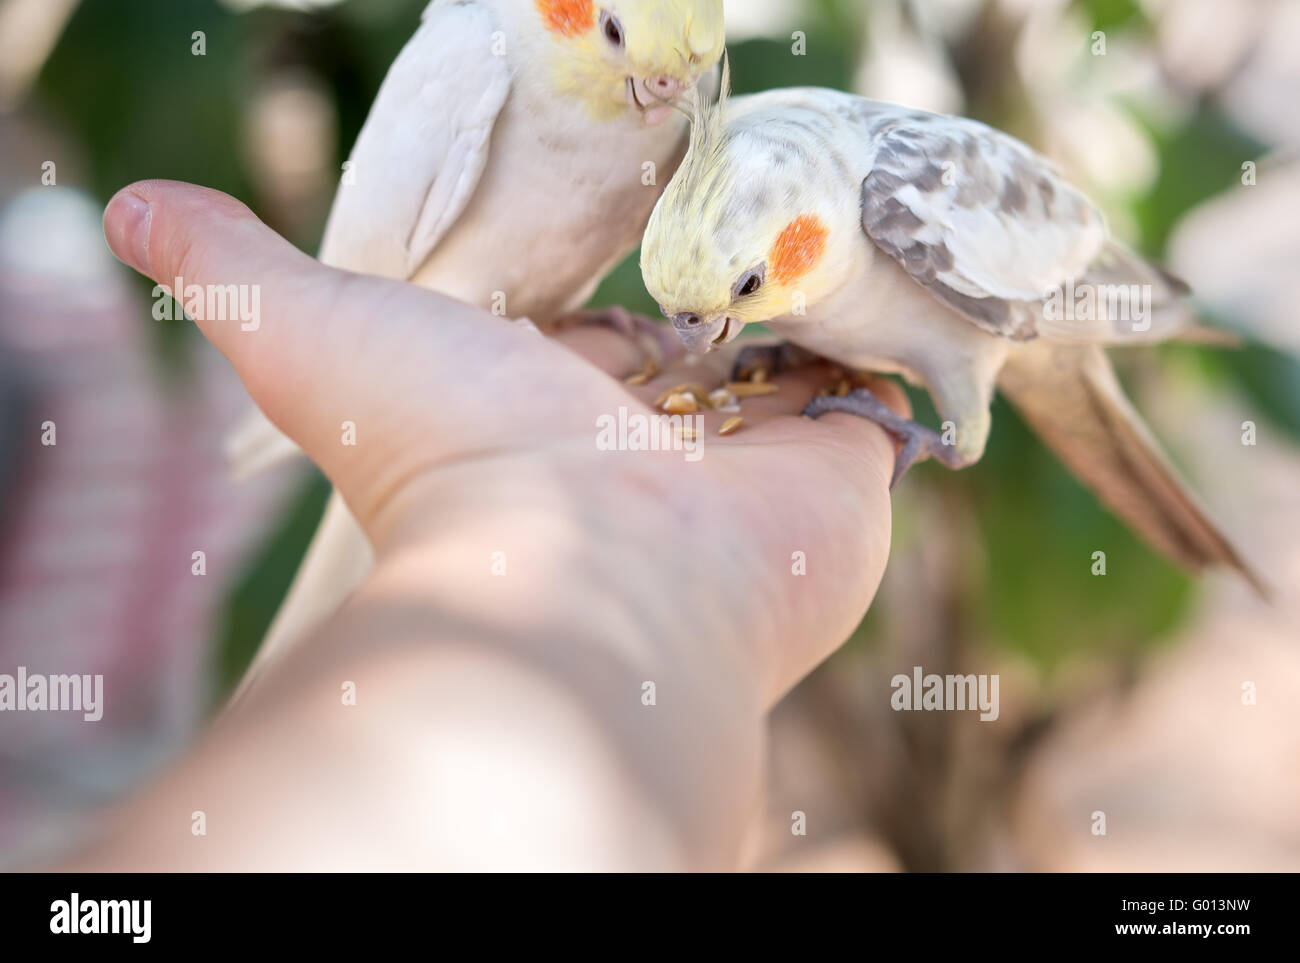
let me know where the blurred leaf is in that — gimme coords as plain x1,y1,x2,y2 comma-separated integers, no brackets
864,385,1192,668
1072,0,1147,34
1200,339,1300,445
729,33,858,96
1125,101,1289,443
211,472,331,703
842,381,1193,670
964,396,1193,667
39,0,250,214
1131,104,1268,257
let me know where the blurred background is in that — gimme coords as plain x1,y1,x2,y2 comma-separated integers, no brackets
0,0,1296,870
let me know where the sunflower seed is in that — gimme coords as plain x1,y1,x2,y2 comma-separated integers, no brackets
726,381,780,398
655,382,709,408
625,357,659,386
664,392,699,414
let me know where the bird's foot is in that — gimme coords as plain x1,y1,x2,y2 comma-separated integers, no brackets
730,341,822,382
803,387,966,489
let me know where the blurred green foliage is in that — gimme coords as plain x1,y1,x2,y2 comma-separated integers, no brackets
1131,105,1267,258
28,0,1296,691
1077,0,1145,34
215,474,331,693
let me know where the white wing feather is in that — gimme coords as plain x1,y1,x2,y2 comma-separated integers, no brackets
229,0,511,478
319,0,512,277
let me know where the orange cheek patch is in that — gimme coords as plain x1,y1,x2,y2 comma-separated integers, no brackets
769,214,829,286
536,0,596,38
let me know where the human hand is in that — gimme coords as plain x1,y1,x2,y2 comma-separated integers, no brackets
87,180,902,870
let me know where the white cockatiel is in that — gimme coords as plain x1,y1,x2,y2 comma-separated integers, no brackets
640,84,1266,594
232,0,725,696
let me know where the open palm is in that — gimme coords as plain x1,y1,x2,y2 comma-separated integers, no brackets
89,180,901,868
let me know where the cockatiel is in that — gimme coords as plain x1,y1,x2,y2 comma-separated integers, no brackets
640,83,1266,595
231,0,726,695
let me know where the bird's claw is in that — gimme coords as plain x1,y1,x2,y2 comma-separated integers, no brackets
803,387,965,489
730,341,821,382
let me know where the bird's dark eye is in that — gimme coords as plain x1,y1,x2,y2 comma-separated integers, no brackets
600,11,625,49
733,265,765,299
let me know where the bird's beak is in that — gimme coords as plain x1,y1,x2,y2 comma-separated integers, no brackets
627,75,689,126
671,312,741,354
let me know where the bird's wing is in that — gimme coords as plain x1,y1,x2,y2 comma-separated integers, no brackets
858,106,1108,340
317,0,512,279
228,1,510,481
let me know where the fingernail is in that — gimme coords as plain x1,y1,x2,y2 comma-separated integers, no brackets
104,190,152,277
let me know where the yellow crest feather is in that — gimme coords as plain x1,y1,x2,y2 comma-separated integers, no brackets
678,51,731,203
641,52,743,316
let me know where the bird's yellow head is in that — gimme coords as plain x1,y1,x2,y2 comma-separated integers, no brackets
641,74,841,352
532,0,725,123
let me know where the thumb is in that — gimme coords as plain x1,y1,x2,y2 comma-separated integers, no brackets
102,180,435,503
103,180,340,413
100,180,600,525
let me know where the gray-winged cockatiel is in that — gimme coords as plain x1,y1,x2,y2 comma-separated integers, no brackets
639,83,1266,596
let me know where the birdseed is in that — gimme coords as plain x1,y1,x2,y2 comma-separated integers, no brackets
726,381,780,398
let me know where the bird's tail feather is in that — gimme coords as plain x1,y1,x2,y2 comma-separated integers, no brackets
996,340,1269,599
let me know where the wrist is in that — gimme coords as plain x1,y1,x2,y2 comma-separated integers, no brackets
333,469,768,867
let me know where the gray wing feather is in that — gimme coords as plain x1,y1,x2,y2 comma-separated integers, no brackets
859,109,1109,340
1042,241,1200,343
